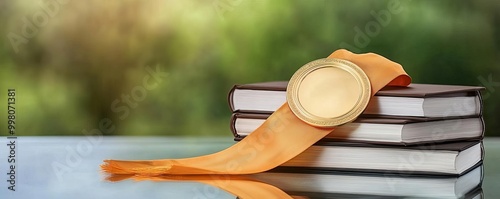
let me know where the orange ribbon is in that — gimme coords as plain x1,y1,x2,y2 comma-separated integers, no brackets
101,49,411,175
107,174,295,199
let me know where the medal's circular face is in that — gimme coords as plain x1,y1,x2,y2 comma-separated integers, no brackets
287,58,371,127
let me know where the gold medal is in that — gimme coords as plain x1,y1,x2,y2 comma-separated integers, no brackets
287,58,371,127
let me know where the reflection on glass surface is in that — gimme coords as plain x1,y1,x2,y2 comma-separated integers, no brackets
252,167,483,198
0,137,492,199
103,166,483,199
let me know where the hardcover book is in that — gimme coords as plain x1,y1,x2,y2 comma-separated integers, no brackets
228,82,484,118
231,113,485,145
234,139,484,175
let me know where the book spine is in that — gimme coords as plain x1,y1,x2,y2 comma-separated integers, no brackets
480,116,485,140
227,85,238,112
229,113,239,138
476,90,484,116
480,141,485,164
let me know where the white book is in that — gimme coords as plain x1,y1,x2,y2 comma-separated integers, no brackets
229,82,484,118
232,113,484,144
274,141,483,175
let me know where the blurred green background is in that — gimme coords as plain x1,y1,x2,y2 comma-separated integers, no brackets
0,0,499,136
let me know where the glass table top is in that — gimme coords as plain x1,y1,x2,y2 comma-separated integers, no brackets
1,136,498,199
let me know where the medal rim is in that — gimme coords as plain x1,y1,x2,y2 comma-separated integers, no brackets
287,58,371,128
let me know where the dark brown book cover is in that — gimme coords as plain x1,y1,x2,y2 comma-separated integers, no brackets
228,82,485,114
314,140,481,151
231,113,485,145
268,162,484,180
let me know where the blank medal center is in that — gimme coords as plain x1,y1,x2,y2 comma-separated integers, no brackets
298,67,360,118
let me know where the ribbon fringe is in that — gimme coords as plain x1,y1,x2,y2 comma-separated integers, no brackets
101,160,173,176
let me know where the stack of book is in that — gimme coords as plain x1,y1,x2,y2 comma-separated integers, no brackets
228,81,485,198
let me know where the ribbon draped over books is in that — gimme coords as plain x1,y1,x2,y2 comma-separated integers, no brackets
100,49,411,175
